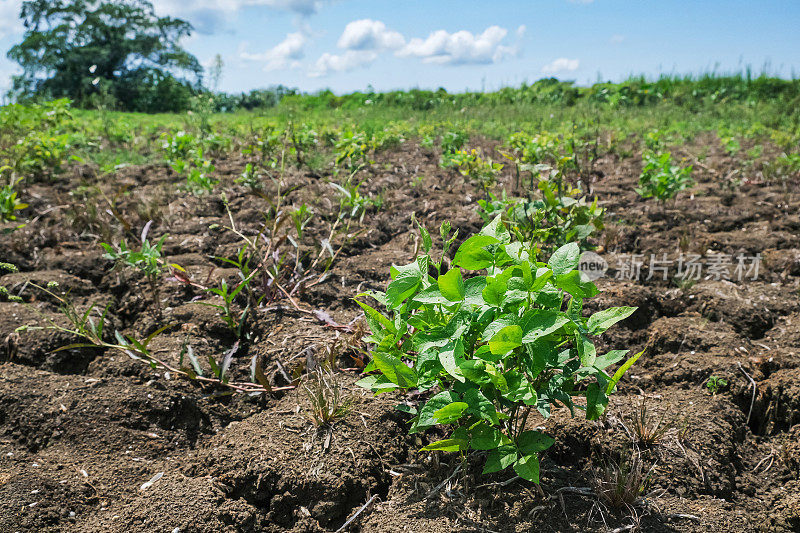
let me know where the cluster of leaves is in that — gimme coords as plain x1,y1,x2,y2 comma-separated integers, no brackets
357,216,640,483
0,99,75,183
445,149,504,191
100,224,178,317
636,152,694,202
436,130,470,166
161,131,218,194
0,174,28,224
478,169,604,254
331,175,383,223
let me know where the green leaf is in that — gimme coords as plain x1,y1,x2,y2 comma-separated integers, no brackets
482,277,507,307
385,270,422,309
438,268,465,302
593,350,628,371
548,242,581,276
586,382,609,420
372,351,418,389
489,325,522,356
483,445,518,474
432,402,468,424
438,339,465,382
464,275,488,305
478,214,511,243
463,387,499,425
470,422,502,450
421,438,468,452
413,391,461,433
606,349,645,394
513,454,541,483
554,270,599,298
453,235,499,270
587,306,637,334
520,310,569,343
356,300,395,335
517,430,555,455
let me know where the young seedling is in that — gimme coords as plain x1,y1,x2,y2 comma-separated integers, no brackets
198,276,253,339
629,400,671,447
636,151,694,204
100,223,178,318
705,375,728,396
0,175,28,222
303,369,353,427
357,216,642,483
593,448,651,511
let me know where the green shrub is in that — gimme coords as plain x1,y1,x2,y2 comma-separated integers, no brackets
357,217,641,483
636,152,694,202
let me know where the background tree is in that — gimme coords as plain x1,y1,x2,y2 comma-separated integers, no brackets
7,0,203,112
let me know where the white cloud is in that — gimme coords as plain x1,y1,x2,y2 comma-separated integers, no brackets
398,26,516,65
240,31,307,71
610,34,625,44
153,0,325,17
308,50,378,77
541,57,580,74
337,19,404,51
0,0,24,41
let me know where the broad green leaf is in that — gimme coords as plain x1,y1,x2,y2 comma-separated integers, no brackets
586,382,609,420
412,283,450,305
513,454,541,483
593,349,628,370
433,402,468,424
548,242,580,276
482,277,507,307
453,235,499,270
489,325,522,356
356,300,395,335
470,422,503,450
421,438,468,452
483,445,518,474
517,430,555,455
463,387,499,425
478,214,511,243
587,306,637,335
520,310,569,343
385,270,422,309
575,333,597,367
372,351,418,389
438,268,465,302
438,339,465,382
554,270,599,298
464,276,488,305
412,391,461,433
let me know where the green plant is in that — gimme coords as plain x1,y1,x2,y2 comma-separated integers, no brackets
477,171,604,255
706,375,728,396
636,151,694,203
199,277,253,338
335,129,372,170
100,225,177,317
439,130,469,166
0,176,28,222
331,174,382,223
236,162,263,190
629,400,671,447
447,149,503,192
593,449,650,510
303,369,353,427
356,216,641,483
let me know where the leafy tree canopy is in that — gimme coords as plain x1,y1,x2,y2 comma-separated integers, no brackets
7,0,202,112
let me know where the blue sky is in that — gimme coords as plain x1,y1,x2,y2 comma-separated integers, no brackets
0,0,798,95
